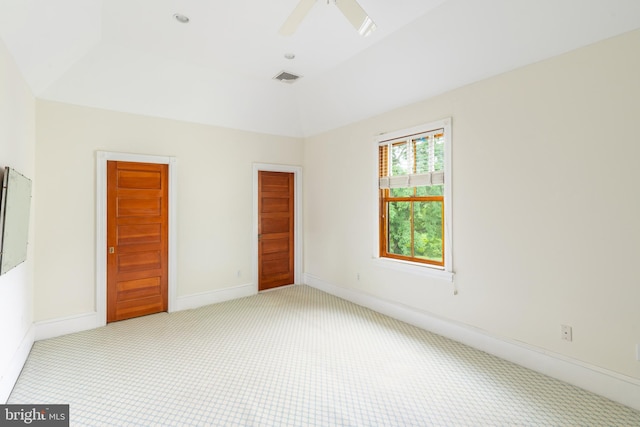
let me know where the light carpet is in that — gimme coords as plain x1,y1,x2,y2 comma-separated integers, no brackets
9,285,640,426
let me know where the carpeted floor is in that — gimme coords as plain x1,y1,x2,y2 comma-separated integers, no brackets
9,285,640,426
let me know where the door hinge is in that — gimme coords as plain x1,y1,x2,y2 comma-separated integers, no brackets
109,247,115,254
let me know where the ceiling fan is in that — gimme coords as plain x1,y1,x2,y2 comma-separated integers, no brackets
279,0,377,37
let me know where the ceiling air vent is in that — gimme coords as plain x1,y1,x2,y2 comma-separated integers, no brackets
273,71,302,83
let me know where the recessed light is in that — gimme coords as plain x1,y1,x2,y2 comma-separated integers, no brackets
173,13,189,24
284,53,296,60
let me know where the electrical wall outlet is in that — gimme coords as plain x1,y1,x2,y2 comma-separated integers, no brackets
636,344,640,361
561,325,572,342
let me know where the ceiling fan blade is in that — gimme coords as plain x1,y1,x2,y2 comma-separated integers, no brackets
335,0,377,36
279,0,317,36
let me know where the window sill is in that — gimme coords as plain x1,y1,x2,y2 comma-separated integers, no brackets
373,257,454,282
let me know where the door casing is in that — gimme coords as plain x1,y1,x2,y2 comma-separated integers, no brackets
96,151,178,327
253,163,303,291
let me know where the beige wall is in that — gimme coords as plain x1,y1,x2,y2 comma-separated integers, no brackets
34,102,303,321
304,29,640,379
0,38,35,394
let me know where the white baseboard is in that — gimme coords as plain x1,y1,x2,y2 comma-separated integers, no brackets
175,283,256,311
32,284,257,341
35,312,99,341
0,324,34,403
304,273,640,412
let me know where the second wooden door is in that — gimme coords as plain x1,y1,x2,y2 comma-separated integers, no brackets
258,171,294,291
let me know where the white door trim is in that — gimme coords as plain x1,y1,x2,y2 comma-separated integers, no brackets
252,163,303,291
96,151,178,326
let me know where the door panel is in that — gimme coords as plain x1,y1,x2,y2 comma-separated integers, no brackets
262,237,289,253
116,277,162,304
117,250,162,272
107,161,168,322
117,224,162,245
117,198,161,216
258,171,294,291
261,217,290,234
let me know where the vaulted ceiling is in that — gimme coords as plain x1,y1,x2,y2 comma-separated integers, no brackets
2,0,640,137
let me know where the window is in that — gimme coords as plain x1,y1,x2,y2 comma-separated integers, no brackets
377,119,451,271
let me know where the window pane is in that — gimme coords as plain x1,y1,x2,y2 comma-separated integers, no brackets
413,201,443,263
387,202,411,256
390,187,414,198
415,185,444,197
391,142,410,176
434,136,445,172
414,137,429,174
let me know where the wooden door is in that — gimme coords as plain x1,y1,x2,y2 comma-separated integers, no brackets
258,171,294,291
107,161,168,322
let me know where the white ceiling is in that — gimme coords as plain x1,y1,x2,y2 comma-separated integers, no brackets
1,0,640,137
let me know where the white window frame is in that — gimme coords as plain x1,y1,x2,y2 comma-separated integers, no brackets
372,118,454,282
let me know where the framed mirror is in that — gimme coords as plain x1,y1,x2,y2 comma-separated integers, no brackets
0,167,32,275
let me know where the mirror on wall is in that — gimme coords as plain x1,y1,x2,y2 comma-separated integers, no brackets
0,167,32,275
